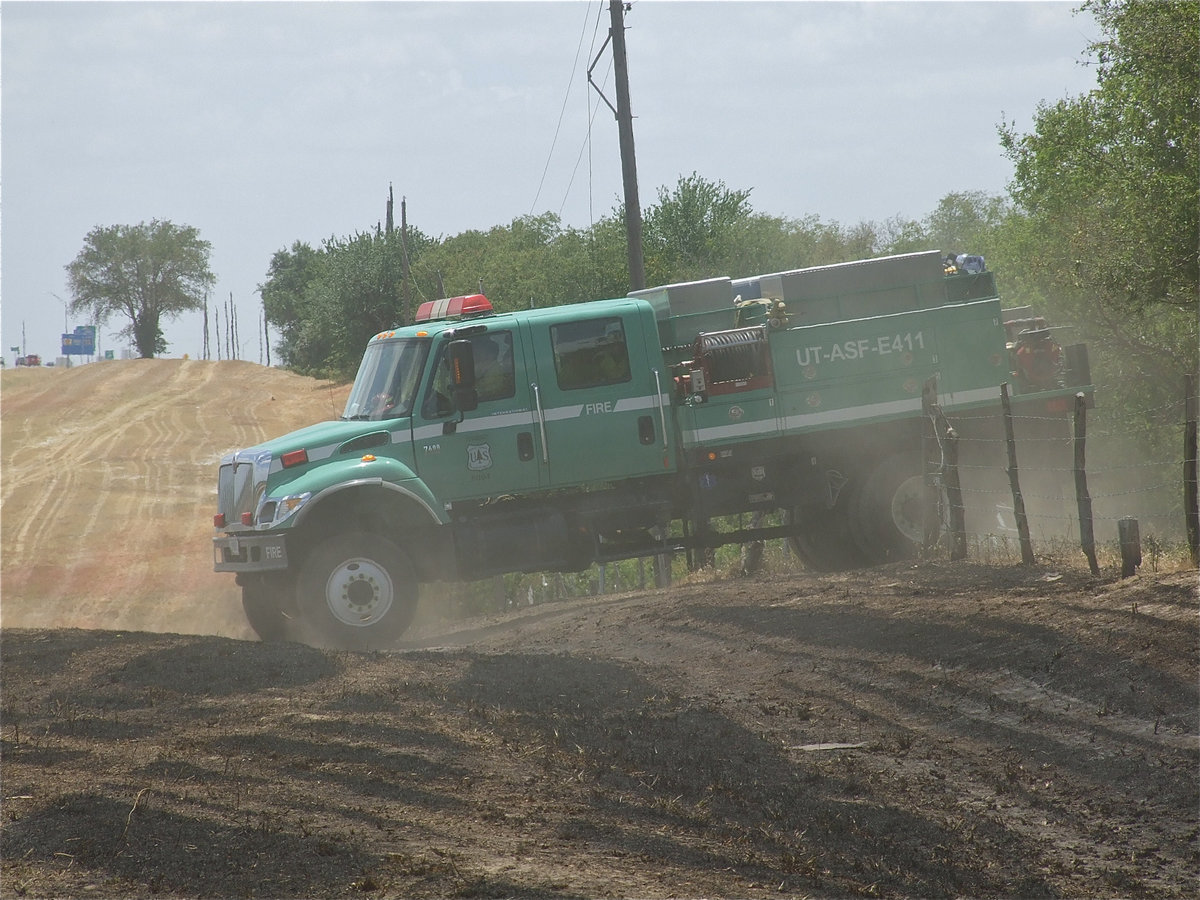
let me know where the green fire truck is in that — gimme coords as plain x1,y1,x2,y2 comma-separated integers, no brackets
213,250,1090,649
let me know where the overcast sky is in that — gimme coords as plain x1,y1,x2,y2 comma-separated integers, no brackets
1,0,1101,364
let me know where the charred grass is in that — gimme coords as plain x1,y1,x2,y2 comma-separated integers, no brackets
2,565,1198,898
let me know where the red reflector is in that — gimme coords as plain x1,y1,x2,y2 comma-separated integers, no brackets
281,448,308,468
415,293,494,323
241,512,254,526
214,513,226,528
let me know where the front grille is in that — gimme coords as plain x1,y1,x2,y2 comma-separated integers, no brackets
217,450,271,527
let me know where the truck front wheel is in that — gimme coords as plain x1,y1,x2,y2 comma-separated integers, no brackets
294,532,418,650
241,575,296,642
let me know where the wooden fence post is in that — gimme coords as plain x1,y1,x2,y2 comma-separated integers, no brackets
1074,392,1100,575
1118,517,1141,578
924,381,967,561
1001,383,1036,565
940,415,967,561
1185,374,1199,567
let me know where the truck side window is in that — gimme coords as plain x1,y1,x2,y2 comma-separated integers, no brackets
422,330,516,417
550,317,632,391
470,332,516,402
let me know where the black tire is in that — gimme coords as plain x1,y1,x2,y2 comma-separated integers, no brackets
850,453,939,565
241,576,293,642
294,532,418,651
785,504,865,572
784,476,868,573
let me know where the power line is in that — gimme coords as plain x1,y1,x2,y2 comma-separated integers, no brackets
529,3,597,215
560,54,611,221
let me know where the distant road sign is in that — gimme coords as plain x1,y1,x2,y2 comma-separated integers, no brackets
61,325,96,356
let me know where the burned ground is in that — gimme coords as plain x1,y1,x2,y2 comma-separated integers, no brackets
3,563,1196,898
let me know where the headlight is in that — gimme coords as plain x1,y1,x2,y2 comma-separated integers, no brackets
257,491,312,528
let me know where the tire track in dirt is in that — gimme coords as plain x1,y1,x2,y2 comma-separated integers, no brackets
4,364,155,579
1,360,350,637
65,361,218,628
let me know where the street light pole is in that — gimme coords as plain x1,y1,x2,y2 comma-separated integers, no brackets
49,292,70,367
49,292,68,332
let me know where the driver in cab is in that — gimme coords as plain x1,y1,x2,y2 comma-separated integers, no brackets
471,335,515,402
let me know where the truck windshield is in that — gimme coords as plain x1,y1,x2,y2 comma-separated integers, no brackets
342,339,430,420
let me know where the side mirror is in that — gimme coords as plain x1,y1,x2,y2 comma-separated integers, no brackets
447,339,478,413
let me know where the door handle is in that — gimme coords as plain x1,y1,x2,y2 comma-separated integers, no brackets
653,369,669,452
531,383,549,463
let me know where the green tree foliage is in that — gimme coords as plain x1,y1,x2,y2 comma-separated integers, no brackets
262,225,434,377
997,0,1198,478
414,212,630,314
65,219,215,358
999,0,1198,376
260,241,327,371
922,191,1011,258
314,229,407,375
642,172,754,281
260,175,991,380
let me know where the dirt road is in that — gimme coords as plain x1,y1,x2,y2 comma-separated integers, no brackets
1,361,1196,898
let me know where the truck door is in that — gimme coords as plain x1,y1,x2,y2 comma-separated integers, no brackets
522,304,675,487
412,327,544,502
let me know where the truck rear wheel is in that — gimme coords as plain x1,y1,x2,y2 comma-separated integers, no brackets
851,453,938,564
294,532,418,651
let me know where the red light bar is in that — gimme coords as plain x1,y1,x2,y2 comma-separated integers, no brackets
281,448,308,469
415,293,494,323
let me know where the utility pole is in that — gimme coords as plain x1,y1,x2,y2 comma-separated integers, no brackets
594,0,646,292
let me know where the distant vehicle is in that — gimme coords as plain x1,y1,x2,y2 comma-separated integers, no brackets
15,355,42,367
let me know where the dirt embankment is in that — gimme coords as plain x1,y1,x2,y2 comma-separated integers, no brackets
1,360,1197,899
1,360,350,636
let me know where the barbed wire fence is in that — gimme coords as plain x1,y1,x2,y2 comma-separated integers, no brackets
927,374,1199,575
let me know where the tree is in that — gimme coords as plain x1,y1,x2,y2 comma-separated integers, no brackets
259,241,328,371
997,0,1199,475
921,191,1010,258
998,0,1198,371
642,173,754,283
65,219,215,358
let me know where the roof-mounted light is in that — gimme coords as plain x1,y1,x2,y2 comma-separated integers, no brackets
415,293,494,323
